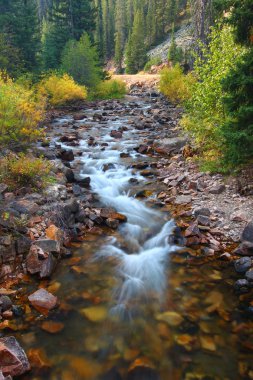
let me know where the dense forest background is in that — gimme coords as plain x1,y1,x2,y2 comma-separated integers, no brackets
0,0,252,172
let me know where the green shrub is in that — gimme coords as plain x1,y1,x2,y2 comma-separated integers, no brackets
37,73,87,107
159,65,195,103
168,36,183,65
0,73,45,148
61,33,103,88
0,153,53,190
144,57,162,72
90,79,127,100
181,25,246,165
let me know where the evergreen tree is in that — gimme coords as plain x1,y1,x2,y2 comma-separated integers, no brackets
221,0,253,166
61,32,102,87
43,0,96,70
114,0,127,71
0,0,40,73
126,10,147,73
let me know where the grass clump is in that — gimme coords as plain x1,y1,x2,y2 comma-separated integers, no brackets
37,73,87,107
159,64,195,103
90,79,127,100
0,73,45,148
0,153,53,190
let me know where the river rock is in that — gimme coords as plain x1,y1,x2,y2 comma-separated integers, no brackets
175,195,192,205
9,200,39,215
194,208,211,217
209,184,225,194
40,253,57,279
154,136,187,155
0,336,30,377
234,257,252,273
26,245,43,274
197,215,210,226
234,279,250,292
16,236,31,254
106,218,120,229
233,241,253,256
34,239,60,253
245,269,253,281
74,174,91,188
127,366,160,380
241,221,253,243
58,149,74,162
0,296,12,312
28,289,58,311
110,130,122,138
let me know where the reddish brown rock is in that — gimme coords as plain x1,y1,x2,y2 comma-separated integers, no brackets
26,245,43,275
0,336,30,377
28,289,58,311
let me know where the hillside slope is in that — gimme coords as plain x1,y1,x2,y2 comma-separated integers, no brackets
148,24,194,62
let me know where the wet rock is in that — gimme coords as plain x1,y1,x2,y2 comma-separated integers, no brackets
234,279,250,292
9,200,39,215
175,195,192,205
16,236,31,254
209,184,225,194
64,167,75,183
74,174,91,188
245,269,253,282
140,169,155,177
73,113,86,120
233,241,253,256
0,336,30,377
40,253,57,279
100,367,122,380
234,257,252,273
154,136,187,155
185,222,200,237
0,296,12,312
72,184,82,196
57,149,74,162
138,145,148,154
28,348,51,373
103,163,115,172
106,218,120,229
26,245,43,274
194,208,211,217
241,221,253,243
110,130,122,138
127,367,160,380
197,215,210,226
168,226,185,246
120,152,130,158
28,289,58,311
34,239,60,253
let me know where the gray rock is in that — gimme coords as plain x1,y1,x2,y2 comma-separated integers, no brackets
58,149,74,162
0,184,8,194
194,208,211,217
209,184,226,194
74,174,90,188
154,136,187,154
9,200,39,215
234,279,249,292
233,241,253,256
16,236,31,254
234,257,252,273
241,221,253,243
245,268,253,281
40,253,57,279
34,239,60,253
0,295,12,312
175,195,192,205
0,336,30,377
106,218,120,229
197,215,210,226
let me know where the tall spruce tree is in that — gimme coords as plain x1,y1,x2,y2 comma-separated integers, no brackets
0,0,40,74
126,9,147,73
43,0,96,70
114,0,127,71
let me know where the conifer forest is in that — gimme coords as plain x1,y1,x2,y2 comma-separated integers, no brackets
0,1,253,380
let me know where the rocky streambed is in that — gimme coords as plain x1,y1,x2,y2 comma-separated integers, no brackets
0,82,253,380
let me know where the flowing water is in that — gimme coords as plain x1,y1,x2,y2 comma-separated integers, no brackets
18,95,253,380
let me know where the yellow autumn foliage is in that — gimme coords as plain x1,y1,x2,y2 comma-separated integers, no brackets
38,73,87,107
0,73,45,147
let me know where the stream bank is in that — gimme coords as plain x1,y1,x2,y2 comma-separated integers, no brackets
0,78,253,380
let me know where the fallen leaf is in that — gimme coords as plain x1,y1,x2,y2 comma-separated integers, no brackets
156,311,184,326
41,321,64,334
200,335,216,351
80,306,107,322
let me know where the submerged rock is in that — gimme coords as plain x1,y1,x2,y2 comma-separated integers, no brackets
234,257,252,273
28,289,58,311
0,336,30,377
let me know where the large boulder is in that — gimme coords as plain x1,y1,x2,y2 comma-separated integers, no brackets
154,136,187,155
241,221,253,243
0,336,30,377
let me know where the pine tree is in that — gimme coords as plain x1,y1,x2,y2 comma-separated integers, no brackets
0,0,40,73
126,9,147,73
114,0,127,71
43,0,96,70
